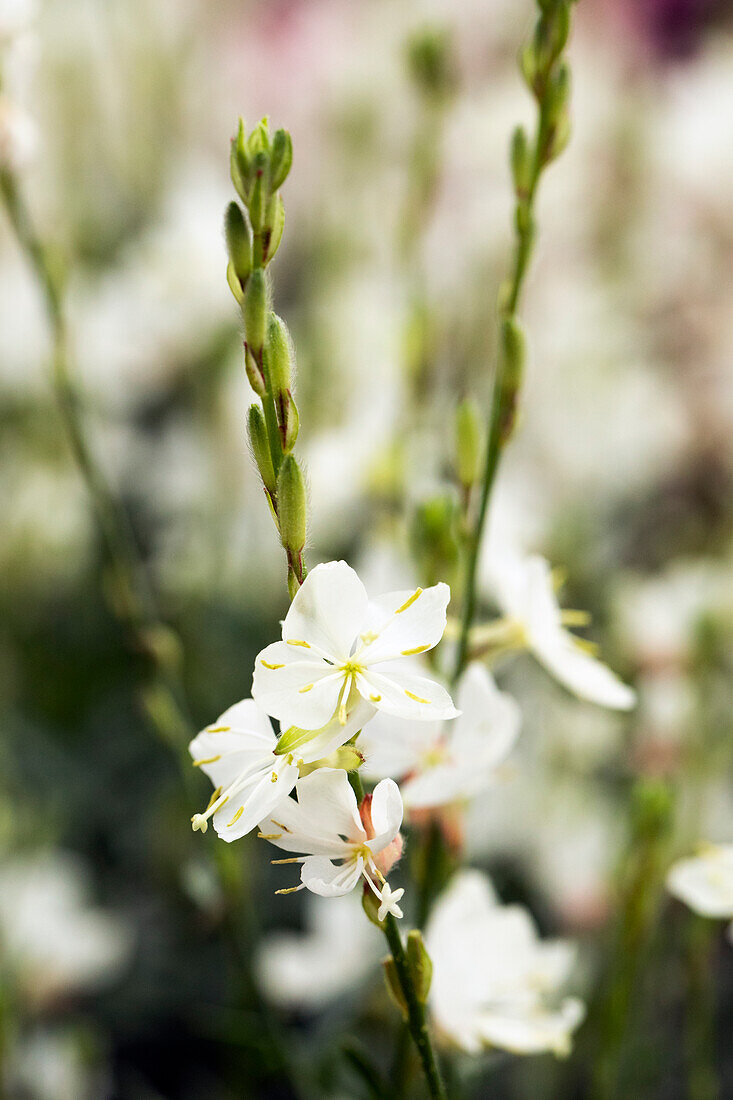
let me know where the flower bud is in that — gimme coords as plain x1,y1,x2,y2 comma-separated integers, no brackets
248,404,276,496
455,397,481,489
277,454,306,555
510,125,532,200
264,313,292,396
269,128,293,191
246,117,270,159
244,342,266,397
279,394,299,453
362,886,384,928
243,268,267,355
498,316,525,445
248,152,269,233
266,193,285,263
543,63,572,164
382,957,408,1018
224,201,252,286
231,118,250,202
406,930,433,1003
406,27,456,102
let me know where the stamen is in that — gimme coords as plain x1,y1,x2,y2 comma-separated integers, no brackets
258,832,282,840
405,690,430,704
286,639,311,648
299,683,314,693
193,754,221,767
561,609,592,627
227,806,244,827
206,725,230,733
271,857,302,864
271,819,290,832
401,644,430,656
275,885,304,895
395,588,422,614
260,659,285,670
369,693,382,703
270,771,279,783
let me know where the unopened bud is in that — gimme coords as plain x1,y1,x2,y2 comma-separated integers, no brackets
510,125,533,200
264,313,292,395
269,128,293,191
455,398,481,489
362,887,383,928
382,957,408,1018
243,268,267,355
543,63,572,163
248,152,268,233
246,117,270,158
277,455,306,555
224,202,252,285
406,930,433,1003
498,317,526,444
631,778,674,843
406,27,456,101
231,118,250,201
267,193,285,262
248,404,276,496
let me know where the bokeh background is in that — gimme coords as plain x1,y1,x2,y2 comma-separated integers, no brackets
2,0,733,1097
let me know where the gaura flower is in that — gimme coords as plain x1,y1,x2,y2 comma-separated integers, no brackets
188,697,372,842
360,663,520,810
253,560,458,731
425,870,585,1057
667,843,733,940
259,767,405,918
484,551,635,711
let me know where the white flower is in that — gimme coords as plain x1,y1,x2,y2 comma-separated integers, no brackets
667,843,733,939
253,560,458,731
486,551,635,711
361,663,520,810
259,768,404,914
0,94,36,171
425,870,584,1057
255,893,381,1010
188,696,372,842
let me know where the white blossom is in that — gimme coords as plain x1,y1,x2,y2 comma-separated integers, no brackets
667,843,733,940
253,560,458,731
259,768,404,914
361,663,520,810
486,550,635,710
188,696,371,842
425,870,584,1057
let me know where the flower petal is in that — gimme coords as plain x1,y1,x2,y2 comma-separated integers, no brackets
534,633,636,711
475,998,585,1056
282,560,367,660
667,848,733,918
359,711,439,781
300,855,364,898
453,663,521,767
189,698,277,788
357,582,451,664
359,667,459,722
252,641,344,729
260,768,364,856
212,756,299,842
365,778,403,853
277,696,376,765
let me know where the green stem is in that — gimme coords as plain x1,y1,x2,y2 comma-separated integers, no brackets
383,914,447,1100
684,916,720,1100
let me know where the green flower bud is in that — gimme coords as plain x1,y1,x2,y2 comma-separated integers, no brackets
231,118,250,201
264,313,292,396
270,128,293,191
543,63,572,163
510,125,533,200
631,778,674,843
362,887,384,929
410,495,460,585
247,404,276,496
455,397,481,489
248,152,269,233
406,27,456,102
277,454,306,555
245,342,266,397
382,957,408,1018
243,268,267,355
224,202,252,285
498,317,526,445
246,117,270,159
267,193,285,262
406,930,433,1004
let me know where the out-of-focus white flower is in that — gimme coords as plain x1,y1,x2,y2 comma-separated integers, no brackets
256,892,380,1010
8,1027,100,1100
0,93,36,170
485,551,635,710
0,853,130,1005
425,870,584,1057
189,697,371,842
253,560,457,730
0,0,34,43
667,843,733,940
361,663,519,811
259,768,404,915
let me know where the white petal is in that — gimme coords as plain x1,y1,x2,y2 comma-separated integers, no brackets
359,711,438,781
217,698,277,739
212,757,299,842
189,698,277,788
260,768,364,856
252,640,344,729
534,632,636,710
280,697,376,765
667,849,733,918
475,997,585,1056
359,667,459,722
282,560,367,660
357,582,451,664
300,855,364,897
453,663,521,767
366,778,404,853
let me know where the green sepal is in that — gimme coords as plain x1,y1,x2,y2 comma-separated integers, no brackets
226,260,244,304
267,193,285,262
382,957,408,1019
224,201,252,284
270,128,293,191
231,118,250,201
264,313,292,396
406,930,433,1003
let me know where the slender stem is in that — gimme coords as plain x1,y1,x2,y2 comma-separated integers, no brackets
684,916,720,1100
383,914,447,1100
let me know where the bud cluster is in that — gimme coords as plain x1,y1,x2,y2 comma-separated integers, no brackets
224,118,306,591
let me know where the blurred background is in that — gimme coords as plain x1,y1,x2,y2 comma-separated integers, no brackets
1,0,733,1096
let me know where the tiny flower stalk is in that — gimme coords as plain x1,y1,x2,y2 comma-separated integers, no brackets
452,0,575,683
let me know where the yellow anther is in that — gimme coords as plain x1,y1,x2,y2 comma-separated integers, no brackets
287,753,294,765
286,639,311,648
360,630,379,646
405,690,430,704
275,885,302,895
299,683,314,693
193,755,221,767
271,857,301,864
206,725,230,733
258,832,283,840
227,806,244,827
261,659,285,670
206,787,223,810
369,693,382,703
271,819,290,832
395,588,422,614
401,644,430,656
271,771,279,783
561,609,592,627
